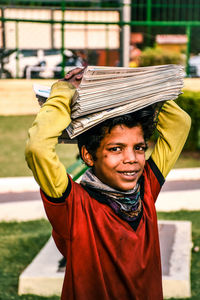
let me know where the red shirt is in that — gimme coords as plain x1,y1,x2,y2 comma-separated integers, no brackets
41,157,164,300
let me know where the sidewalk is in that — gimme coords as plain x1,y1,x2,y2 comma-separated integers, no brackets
0,168,200,221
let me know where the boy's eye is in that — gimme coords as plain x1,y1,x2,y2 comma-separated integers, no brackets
108,146,121,152
135,145,147,152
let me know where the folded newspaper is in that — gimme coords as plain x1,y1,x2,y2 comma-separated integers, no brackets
33,64,184,143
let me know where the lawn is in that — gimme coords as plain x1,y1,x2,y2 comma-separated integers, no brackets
0,219,58,300
0,211,199,300
0,115,78,177
0,115,200,178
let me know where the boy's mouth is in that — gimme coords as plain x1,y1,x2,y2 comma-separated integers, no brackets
118,170,140,177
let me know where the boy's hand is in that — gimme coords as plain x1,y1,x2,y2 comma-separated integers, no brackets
62,67,85,88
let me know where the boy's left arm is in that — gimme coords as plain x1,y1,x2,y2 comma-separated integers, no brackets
150,100,191,179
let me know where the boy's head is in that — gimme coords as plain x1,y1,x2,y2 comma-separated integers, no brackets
77,105,157,191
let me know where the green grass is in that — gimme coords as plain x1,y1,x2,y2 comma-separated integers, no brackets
0,219,59,300
0,115,200,178
0,115,78,177
174,151,200,169
0,212,199,299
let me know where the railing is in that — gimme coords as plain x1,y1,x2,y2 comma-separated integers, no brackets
1,0,200,76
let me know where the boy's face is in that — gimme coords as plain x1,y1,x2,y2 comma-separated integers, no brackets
83,124,146,191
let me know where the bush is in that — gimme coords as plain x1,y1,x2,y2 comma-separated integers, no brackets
139,47,185,66
176,90,200,151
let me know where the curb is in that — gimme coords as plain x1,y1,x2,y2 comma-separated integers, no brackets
166,168,200,181
0,177,39,193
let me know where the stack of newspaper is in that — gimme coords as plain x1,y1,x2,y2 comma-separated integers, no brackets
33,64,184,142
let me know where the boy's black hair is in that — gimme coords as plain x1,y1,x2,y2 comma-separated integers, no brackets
77,104,158,161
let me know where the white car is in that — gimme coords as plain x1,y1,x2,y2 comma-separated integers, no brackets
3,50,46,78
2,49,80,78
189,55,200,77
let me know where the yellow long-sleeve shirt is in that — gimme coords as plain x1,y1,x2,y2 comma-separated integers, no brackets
25,81,191,198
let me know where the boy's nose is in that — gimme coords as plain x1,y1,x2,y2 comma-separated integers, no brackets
123,149,137,164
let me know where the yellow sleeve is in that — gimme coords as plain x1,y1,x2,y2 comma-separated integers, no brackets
25,81,76,198
151,100,191,178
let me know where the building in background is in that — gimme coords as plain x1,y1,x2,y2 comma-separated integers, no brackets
156,35,187,53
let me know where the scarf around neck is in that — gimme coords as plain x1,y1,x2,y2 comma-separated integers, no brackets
80,168,142,222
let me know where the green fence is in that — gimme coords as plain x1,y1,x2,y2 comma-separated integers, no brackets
1,0,200,78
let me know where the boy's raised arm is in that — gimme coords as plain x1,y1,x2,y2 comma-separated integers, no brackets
151,100,191,179
25,80,76,198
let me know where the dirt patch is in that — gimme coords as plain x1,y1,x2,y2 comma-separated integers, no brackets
0,79,55,115
1,78,200,116
183,78,200,91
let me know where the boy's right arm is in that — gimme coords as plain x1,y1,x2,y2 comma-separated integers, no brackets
25,81,76,198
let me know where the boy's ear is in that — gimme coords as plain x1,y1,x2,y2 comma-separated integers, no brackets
81,146,94,167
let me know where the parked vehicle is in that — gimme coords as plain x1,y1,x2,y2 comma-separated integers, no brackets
53,50,87,78
1,49,87,79
189,55,200,77
2,49,43,78
0,49,16,78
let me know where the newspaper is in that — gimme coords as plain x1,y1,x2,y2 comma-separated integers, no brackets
33,64,184,142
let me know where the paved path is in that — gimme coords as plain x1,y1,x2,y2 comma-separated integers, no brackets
0,168,200,221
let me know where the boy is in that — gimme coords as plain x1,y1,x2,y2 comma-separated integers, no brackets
25,68,191,300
